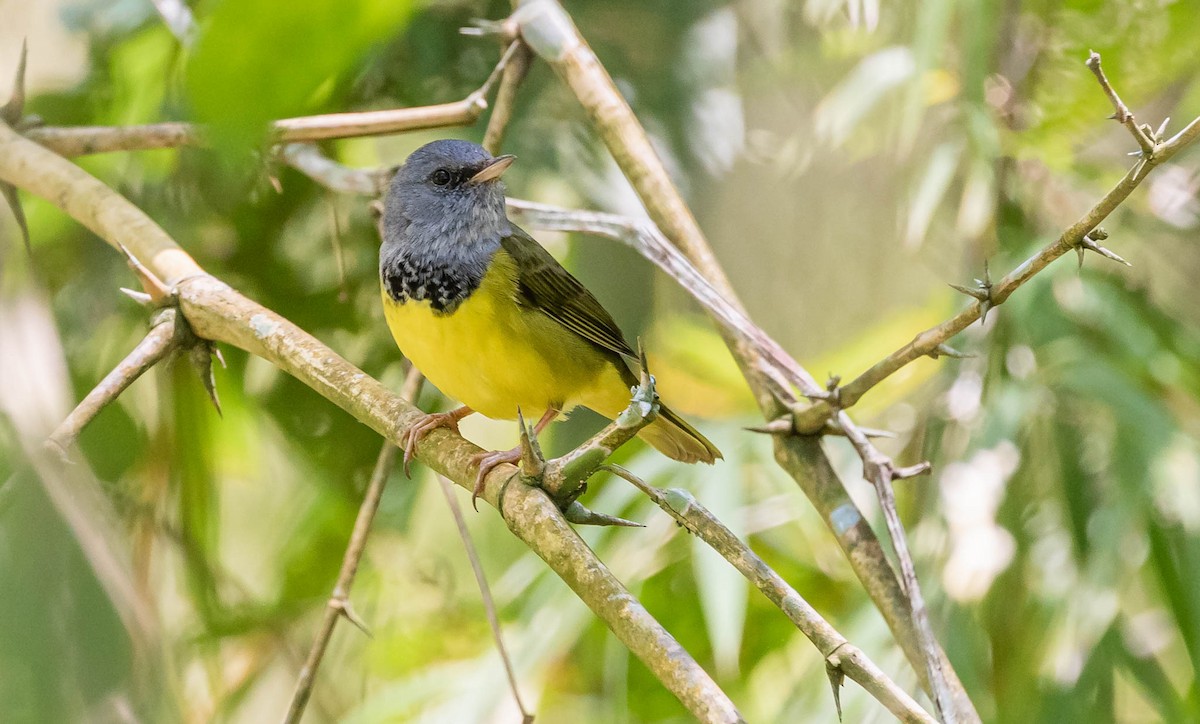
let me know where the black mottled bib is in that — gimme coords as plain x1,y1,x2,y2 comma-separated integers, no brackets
381,248,492,315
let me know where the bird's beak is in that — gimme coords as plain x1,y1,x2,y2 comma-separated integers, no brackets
468,154,516,184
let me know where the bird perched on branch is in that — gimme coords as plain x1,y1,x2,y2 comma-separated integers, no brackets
379,139,721,504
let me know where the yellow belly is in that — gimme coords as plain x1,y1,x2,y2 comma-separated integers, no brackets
381,253,628,420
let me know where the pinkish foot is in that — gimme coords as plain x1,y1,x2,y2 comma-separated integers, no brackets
402,406,473,477
470,446,523,511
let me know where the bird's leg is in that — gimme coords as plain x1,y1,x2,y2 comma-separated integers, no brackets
402,406,474,477
470,408,558,510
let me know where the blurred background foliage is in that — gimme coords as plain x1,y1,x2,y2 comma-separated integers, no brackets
1,0,1199,721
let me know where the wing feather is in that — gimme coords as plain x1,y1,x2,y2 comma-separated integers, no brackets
499,225,637,364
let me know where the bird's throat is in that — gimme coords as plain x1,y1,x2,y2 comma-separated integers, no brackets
380,236,497,315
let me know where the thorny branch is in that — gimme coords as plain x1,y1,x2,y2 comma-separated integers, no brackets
1085,50,1156,157
538,346,661,502
44,240,225,453
0,117,743,723
511,3,971,718
45,308,179,455
276,136,963,714
835,415,944,715
836,52,1200,410
605,464,935,723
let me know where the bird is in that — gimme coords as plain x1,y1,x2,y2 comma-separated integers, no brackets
379,139,721,506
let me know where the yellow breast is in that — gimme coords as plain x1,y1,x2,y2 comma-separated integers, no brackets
381,250,624,420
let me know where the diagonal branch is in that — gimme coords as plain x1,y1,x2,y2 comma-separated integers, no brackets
482,39,534,155
837,93,1200,410
283,367,421,724
511,3,971,717
1085,51,1155,157
46,307,180,455
835,415,946,717
605,464,935,723
0,118,743,724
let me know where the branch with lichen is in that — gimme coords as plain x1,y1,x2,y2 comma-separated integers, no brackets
0,119,743,724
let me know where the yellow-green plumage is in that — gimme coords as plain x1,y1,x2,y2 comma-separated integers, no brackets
381,246,720,464
382,248,617,420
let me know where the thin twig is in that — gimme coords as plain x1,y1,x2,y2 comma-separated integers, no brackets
283,367,422,724
437,475,534,723
23,101,483,157
482,40,533,154
326,196,350,303
834,415,948,721
1085,51,1155,156
45,308,180,454
605,464,935,723
22,43,525,158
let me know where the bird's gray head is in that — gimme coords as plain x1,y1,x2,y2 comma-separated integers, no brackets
382,139,513,255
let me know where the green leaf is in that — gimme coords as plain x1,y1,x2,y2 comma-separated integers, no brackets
185,0,413,152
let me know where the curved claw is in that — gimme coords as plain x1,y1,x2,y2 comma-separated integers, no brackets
401,407,471,478
470,446,522,511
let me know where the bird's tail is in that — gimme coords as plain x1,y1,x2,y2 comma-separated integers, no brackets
585,365,721,464
637,403,722,464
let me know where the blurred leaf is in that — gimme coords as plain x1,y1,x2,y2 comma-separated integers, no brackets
185,0,413,152
898,0,954,150
905,139,962,248
955,154,995,240
815,46,913,147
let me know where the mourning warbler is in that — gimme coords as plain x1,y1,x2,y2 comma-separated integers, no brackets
380,140,721,503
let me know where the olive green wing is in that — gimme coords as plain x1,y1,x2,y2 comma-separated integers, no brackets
500,225,638,364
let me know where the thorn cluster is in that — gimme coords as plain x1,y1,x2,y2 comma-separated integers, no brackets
949,259,995,324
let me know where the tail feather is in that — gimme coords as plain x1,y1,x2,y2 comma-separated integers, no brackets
638,403,722,464
584,364,721,464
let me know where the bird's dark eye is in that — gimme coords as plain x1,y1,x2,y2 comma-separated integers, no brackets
431,169,452,186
